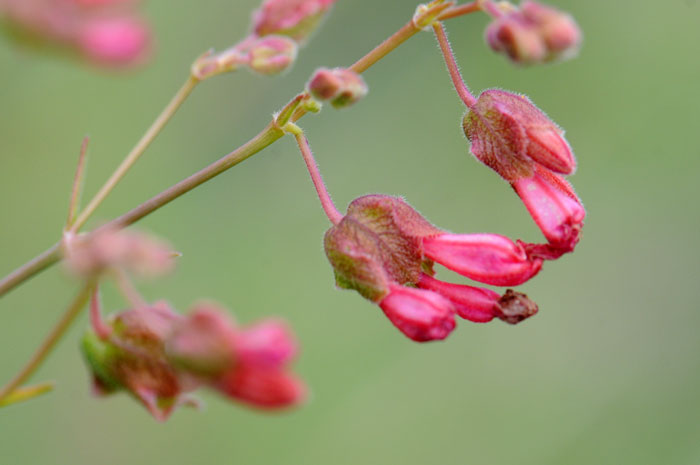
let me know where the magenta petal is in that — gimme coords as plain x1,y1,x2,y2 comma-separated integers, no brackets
422,233,542,286
418,274,499,323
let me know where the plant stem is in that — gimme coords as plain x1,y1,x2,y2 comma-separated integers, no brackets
432,21,477,107
293,129,343,225
0,2,485,299
66,137,90,230
0,381,55,408
71,75,199,233
0,282,94,404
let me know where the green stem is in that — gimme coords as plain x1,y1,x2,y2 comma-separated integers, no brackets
0,282,94,404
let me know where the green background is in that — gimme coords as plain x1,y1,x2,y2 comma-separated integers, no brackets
1,0,699,463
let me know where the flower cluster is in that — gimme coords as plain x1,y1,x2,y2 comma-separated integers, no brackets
82,298,305,420
484,0,581,65
0,0,150,67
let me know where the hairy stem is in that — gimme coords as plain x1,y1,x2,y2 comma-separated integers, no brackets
432,21,477,107
66,137,90,230
0,282,94,404
293,129,343,225
71,75,199,233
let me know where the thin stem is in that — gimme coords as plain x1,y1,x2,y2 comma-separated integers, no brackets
0,3,485,299
71,75,199,233
66,136,90,230
0,381,55,408
293,129,343,225
438,1,481,20
432,21,477,107
89,285,111,340
0,282,94,404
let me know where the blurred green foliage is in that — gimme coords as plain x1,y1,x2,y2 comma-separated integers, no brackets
1,1,699,464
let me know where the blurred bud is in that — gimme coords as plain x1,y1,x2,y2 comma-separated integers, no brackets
80,302,192,421
379,285,456,342
252,0,336,43
165,303,238,377
512,166,585,255
307,67,368,108
463,89,575,181
234,320,298,369
63,228,175,278
215,366,306,409
247,35,298,75
422,233,543,287
485,0,581,65
78,17,150,66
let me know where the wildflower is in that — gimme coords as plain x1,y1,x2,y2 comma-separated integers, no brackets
307,68,368,109
246,35,298,75
324,195,542,342
252,0,336,43
485,0,581,65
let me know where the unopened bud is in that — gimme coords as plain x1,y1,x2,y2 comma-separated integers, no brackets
247,35,298,75
307,68,368,109
379,285,456,342
463,89,575,181
78,16,150,66
252,0,336,43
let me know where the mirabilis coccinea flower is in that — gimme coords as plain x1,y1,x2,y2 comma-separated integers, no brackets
324,195,540,342
463,88,585,256
81,298,305,420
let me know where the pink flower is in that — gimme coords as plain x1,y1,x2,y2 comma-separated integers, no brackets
307,67,368,109
252,0,336,42
485,0,581,65
324,195,542,341
246,35,298,75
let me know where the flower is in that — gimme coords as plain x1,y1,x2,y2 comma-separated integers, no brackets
307,68,368,109
246,35,298,75
324,195,542,342
485,0,581,65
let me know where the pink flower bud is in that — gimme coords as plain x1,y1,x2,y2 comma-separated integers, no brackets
165,304,238,377
418,274,539,325
216,366,306,409
485,1,581,65
63,228,175,278
511,165,585,254
247,35,298,75
422,233,543,286
379,286,456,342
252,0,336,43
307,67,368,109
234,320,298,369
463,89,576,181
78,16,150,66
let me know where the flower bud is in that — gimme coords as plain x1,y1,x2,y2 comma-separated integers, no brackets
247,35,298,75
463,89,576,181
252,0,336,43
511,165,585,254
421,233,543,286
216,366,306,409
307,68,368,109
63,228,175,278
379,285,456,342
78,16,150,66
234,320,297,369
418,273,500,323
485,1,581,65
80,303,191,421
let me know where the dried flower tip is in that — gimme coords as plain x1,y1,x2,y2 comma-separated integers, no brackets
379,286,456,342
463,89,576,181
485,0,581,65
307,68,368,109
247,35,298,75
63,228,176,278
495,289,538,324
252,0,336,43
